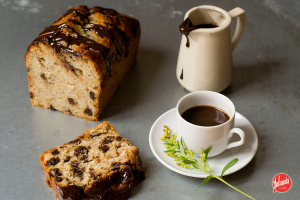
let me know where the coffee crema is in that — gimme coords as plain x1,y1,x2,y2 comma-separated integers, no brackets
181,105,229,127
179,18,218,47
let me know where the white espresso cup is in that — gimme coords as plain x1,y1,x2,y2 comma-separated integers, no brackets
176,91,245,157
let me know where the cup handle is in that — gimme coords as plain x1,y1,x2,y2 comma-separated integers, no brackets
228,7,246,52
227,128,246,149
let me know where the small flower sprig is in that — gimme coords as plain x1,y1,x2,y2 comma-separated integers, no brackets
160,125,255,200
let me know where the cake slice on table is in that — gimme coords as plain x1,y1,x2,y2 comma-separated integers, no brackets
40,121,145,200
25,5,141,120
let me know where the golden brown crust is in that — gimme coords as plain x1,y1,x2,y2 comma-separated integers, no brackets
40,121,145,200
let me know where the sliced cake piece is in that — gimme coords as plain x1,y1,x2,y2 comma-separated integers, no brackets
40,121,145,200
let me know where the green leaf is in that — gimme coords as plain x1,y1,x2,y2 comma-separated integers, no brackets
180,137,187,155
176,141,180,149
204,146,212,156
164,150,181,154
183,159,196,165
180,137,186,148
164,150,175,153
221,158,238,177
203,146,212,161
196,175,213,191
180,137,184,147
163,142,174,146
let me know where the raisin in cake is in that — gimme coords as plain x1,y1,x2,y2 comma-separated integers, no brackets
25,6,141,120
40,121,145,200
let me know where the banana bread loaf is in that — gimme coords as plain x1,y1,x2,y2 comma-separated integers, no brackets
40,121,145,200
25,6,141,120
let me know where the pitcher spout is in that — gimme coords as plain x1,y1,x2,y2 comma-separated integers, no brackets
179,18,198,47
180,7,223,48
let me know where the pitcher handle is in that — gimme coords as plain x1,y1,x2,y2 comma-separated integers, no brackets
228,7,246,52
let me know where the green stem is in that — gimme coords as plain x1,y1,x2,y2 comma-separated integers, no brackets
195,162,205,171
163,126,254,199
215,176,255,200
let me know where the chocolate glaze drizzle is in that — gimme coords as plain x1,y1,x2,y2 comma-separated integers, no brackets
89,6,140,38
179,18,218,47
50,152,145,200
35,23,109,56
30,6,140,77
180,69,183,80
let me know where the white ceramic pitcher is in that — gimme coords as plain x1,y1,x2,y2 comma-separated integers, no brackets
176,5,246,92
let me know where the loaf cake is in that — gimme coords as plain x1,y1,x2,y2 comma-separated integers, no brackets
40,121,145,200
25,6,141,120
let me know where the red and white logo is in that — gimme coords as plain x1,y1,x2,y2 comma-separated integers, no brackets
272,173,292,193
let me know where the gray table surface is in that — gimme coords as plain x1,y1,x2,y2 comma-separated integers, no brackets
0,0,299,199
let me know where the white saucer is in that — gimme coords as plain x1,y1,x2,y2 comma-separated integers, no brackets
149,108,258,178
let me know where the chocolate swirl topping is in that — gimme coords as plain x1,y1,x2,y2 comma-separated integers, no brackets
30,5,140,77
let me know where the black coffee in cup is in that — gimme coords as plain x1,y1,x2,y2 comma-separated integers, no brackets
181,105,229,126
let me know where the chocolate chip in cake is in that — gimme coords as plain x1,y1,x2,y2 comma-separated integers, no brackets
56,177,63,182
90,91,95,100
27,67,30,72
53,168,60,173
71,162,79,169
69,138,81,144
68,98,76,105
80,155,88,161
38,57,45,63
50,105,57,111
51,168,62,177
65,61,76,73
74,139,81,144
46,157,60,166
112,162,121,167
64,156,71,163
71,162,80,172
29,92,34,99
77,170,83,179
74,146,89,156
112,162,121,171
89,170,96,180
71,162,84,179
52,149,60,155
99,145,109,153
116,136,123,141
41,73,47,80
55,169,62,176
84,107,93,116
103,136,114,144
